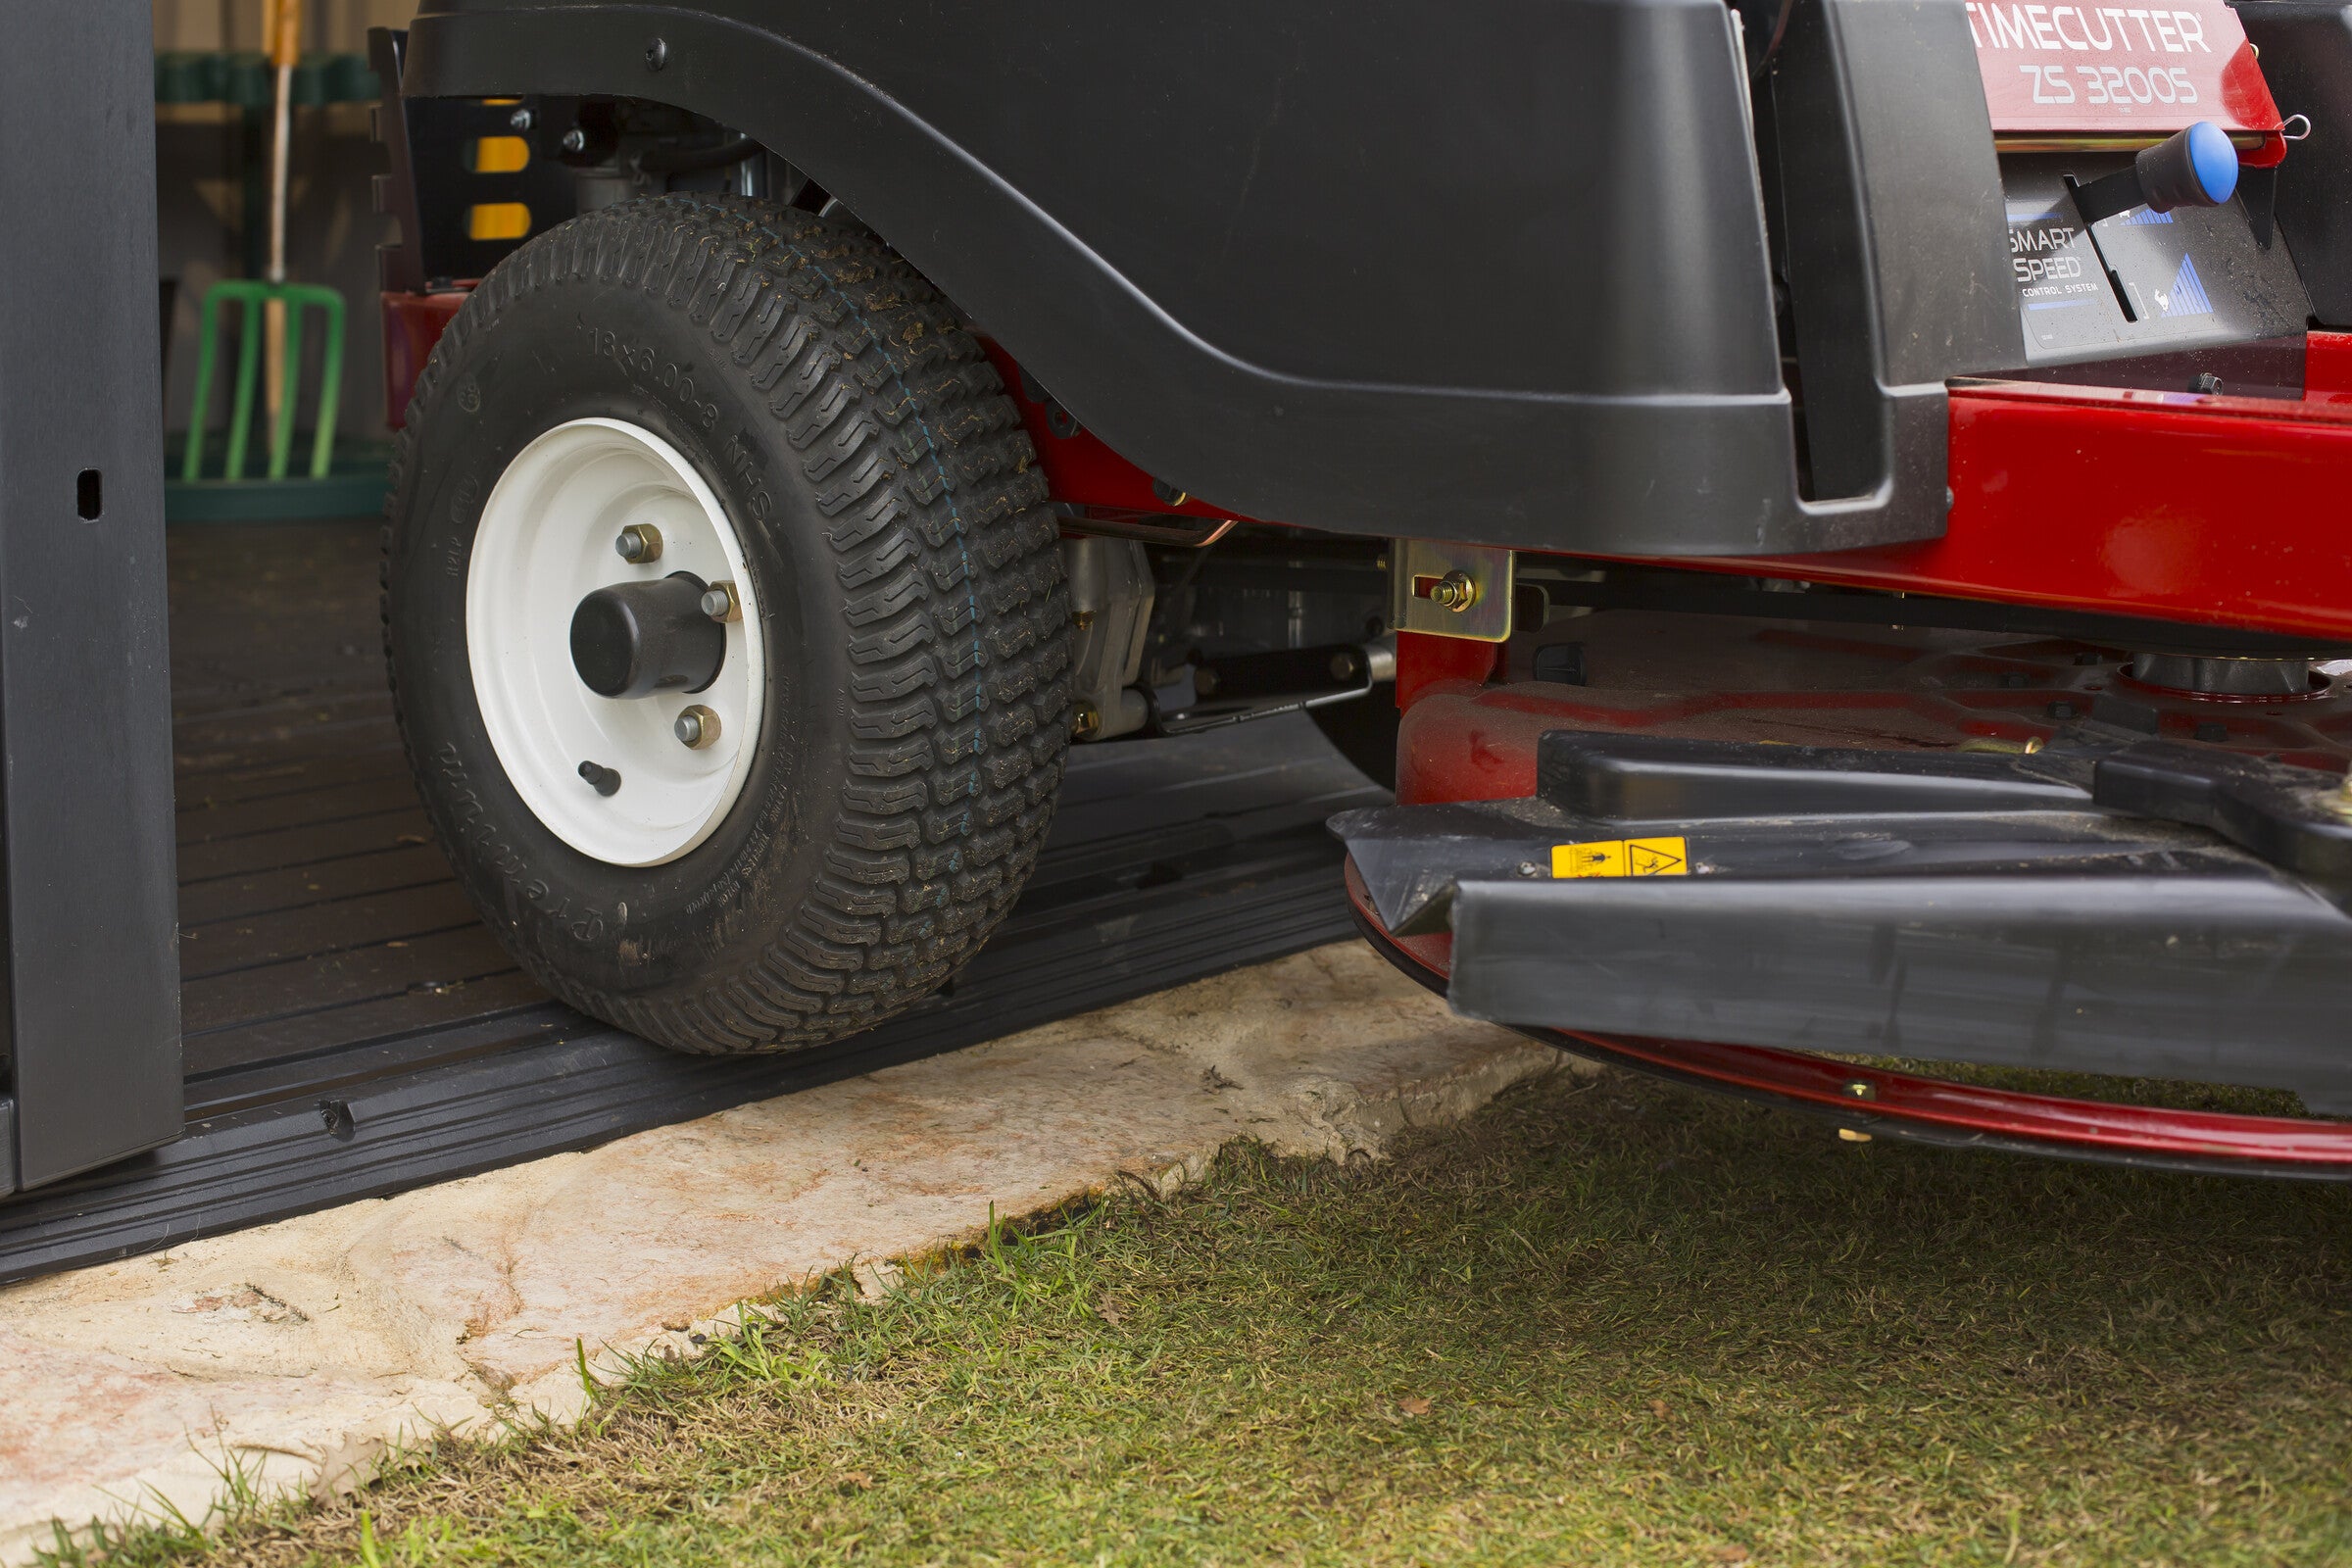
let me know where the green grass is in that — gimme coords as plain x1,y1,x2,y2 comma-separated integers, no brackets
47,1064,2352,1566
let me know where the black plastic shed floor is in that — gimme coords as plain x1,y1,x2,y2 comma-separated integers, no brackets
0,520,1375,1283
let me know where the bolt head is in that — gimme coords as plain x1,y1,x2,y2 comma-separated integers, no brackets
1071,704,1102,739
674,705,720,750
561,126,588,153
1331,652,1360,681
1431,570,1479,612
613,522,662,564
645,36,668,71
1516,860,1542,878
509,107,534,131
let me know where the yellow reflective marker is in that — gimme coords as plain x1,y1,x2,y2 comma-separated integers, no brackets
1550,835,1690,878
469,134,532,174
467,201,532,241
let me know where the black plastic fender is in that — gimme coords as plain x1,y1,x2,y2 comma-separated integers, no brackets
404,0,2021,554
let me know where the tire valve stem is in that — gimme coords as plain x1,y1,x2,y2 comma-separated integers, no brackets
674,705,720,750
701,580,742,623
577,760,622,797
614,523,663,564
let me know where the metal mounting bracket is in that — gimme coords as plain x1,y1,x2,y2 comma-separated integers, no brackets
1391,541,1514,643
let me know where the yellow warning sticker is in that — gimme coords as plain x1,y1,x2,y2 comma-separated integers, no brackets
1551,836,1690,878
1553,839,1627,877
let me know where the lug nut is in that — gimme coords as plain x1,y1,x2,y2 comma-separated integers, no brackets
1430,570,1479,612
674,705,720,750
701,580,742,622
614,523,663,564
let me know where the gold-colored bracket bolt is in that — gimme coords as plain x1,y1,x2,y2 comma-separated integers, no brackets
614,523,662,564
1071,704,1102,740
1429,570,1480,613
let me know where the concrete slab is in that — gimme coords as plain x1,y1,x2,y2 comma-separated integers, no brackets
0,943,1563,1561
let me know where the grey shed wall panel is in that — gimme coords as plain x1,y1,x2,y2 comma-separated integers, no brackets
0,0,184,1187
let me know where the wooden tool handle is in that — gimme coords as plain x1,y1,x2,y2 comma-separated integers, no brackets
265,0,304,70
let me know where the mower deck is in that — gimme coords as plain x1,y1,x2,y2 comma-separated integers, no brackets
1339,609,2352,1176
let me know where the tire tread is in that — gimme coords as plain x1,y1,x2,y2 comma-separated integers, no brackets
385,195,1069,1054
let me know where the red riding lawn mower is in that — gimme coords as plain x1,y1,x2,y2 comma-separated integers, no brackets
373,0,2352,1178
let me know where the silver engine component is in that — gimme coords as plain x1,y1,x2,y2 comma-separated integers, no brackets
2130,653,2315,699
1062,537,1154,740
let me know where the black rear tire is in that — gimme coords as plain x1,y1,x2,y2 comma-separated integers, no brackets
384,196,1070,1054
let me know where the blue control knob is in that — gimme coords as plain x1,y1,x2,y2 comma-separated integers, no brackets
2070,120,2240,225
2138,120,2239,212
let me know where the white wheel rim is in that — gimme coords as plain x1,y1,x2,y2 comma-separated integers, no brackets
467,417,766,867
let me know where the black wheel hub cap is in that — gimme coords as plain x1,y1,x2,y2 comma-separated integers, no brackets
568,571,725,698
